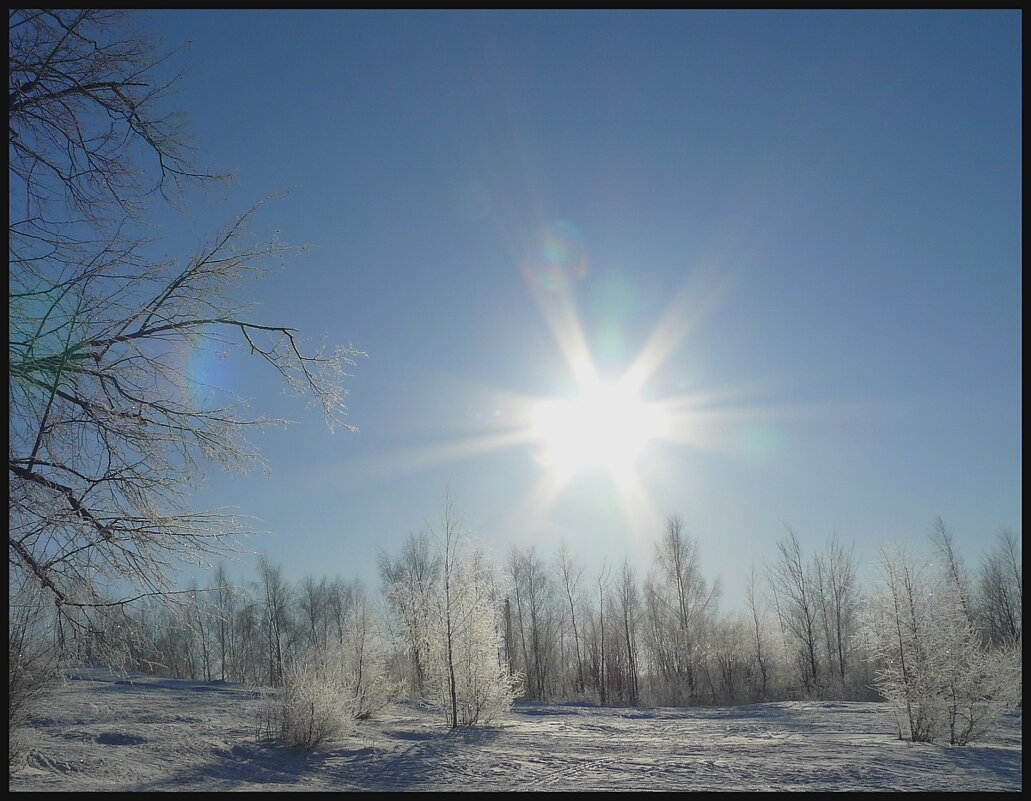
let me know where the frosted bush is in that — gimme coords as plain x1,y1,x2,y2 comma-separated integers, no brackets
869,545,1022,745
263,651,356,752
262,614,399,753
9,581,62,766
331,600,400,721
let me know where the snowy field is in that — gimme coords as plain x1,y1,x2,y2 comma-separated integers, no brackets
10,666,1022,792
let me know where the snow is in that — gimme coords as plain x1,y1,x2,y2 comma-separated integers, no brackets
9,666,1022,792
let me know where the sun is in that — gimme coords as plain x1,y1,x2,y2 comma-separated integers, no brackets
341,248,730,543
532,378,665,474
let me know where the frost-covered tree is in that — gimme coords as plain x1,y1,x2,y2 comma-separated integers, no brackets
379,533,438,697
388,499,514,727
297,576,331,654
703,615,755,706
267,574,397,750
870,544,1021,745
332,580,396,720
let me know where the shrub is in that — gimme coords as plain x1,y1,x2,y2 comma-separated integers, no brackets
9,584,62,766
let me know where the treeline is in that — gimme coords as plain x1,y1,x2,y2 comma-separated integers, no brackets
45,516,1018,707
10,509,1022,746
12,509,1018,754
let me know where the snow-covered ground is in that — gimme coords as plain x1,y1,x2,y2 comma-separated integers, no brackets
9,666,1022,792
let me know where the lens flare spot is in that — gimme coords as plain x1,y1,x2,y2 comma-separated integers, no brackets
174,333,233,411
522,220,588,292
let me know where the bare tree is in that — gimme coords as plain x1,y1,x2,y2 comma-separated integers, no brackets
822,535,859,691
768,527,821,694
257,557,291,687
745,565,770,700
555,542,586,695
706,615,752,706
810,535,859,695
233,595,264,686
976,529,1022,646
298,575,331,653
645,515,718,705
506,546,556,701
615,559,641,706
930,518,974,625
593,560,612,705
8,10,360,637
188,580,213,682
212,563,236,682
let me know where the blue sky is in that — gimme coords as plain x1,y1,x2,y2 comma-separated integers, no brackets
142,10,1021,605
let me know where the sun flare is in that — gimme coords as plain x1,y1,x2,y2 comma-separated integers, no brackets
342,251,733,544
532,379,664,474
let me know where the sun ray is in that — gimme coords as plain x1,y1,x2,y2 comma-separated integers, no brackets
334,429,536,487
508,459,581,540
608,460,661,547
529,279,599,390
622,266,732,395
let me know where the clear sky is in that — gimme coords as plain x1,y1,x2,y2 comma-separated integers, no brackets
141,10,1021,607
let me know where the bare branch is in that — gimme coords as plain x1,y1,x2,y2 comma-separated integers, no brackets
8,10,361,643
